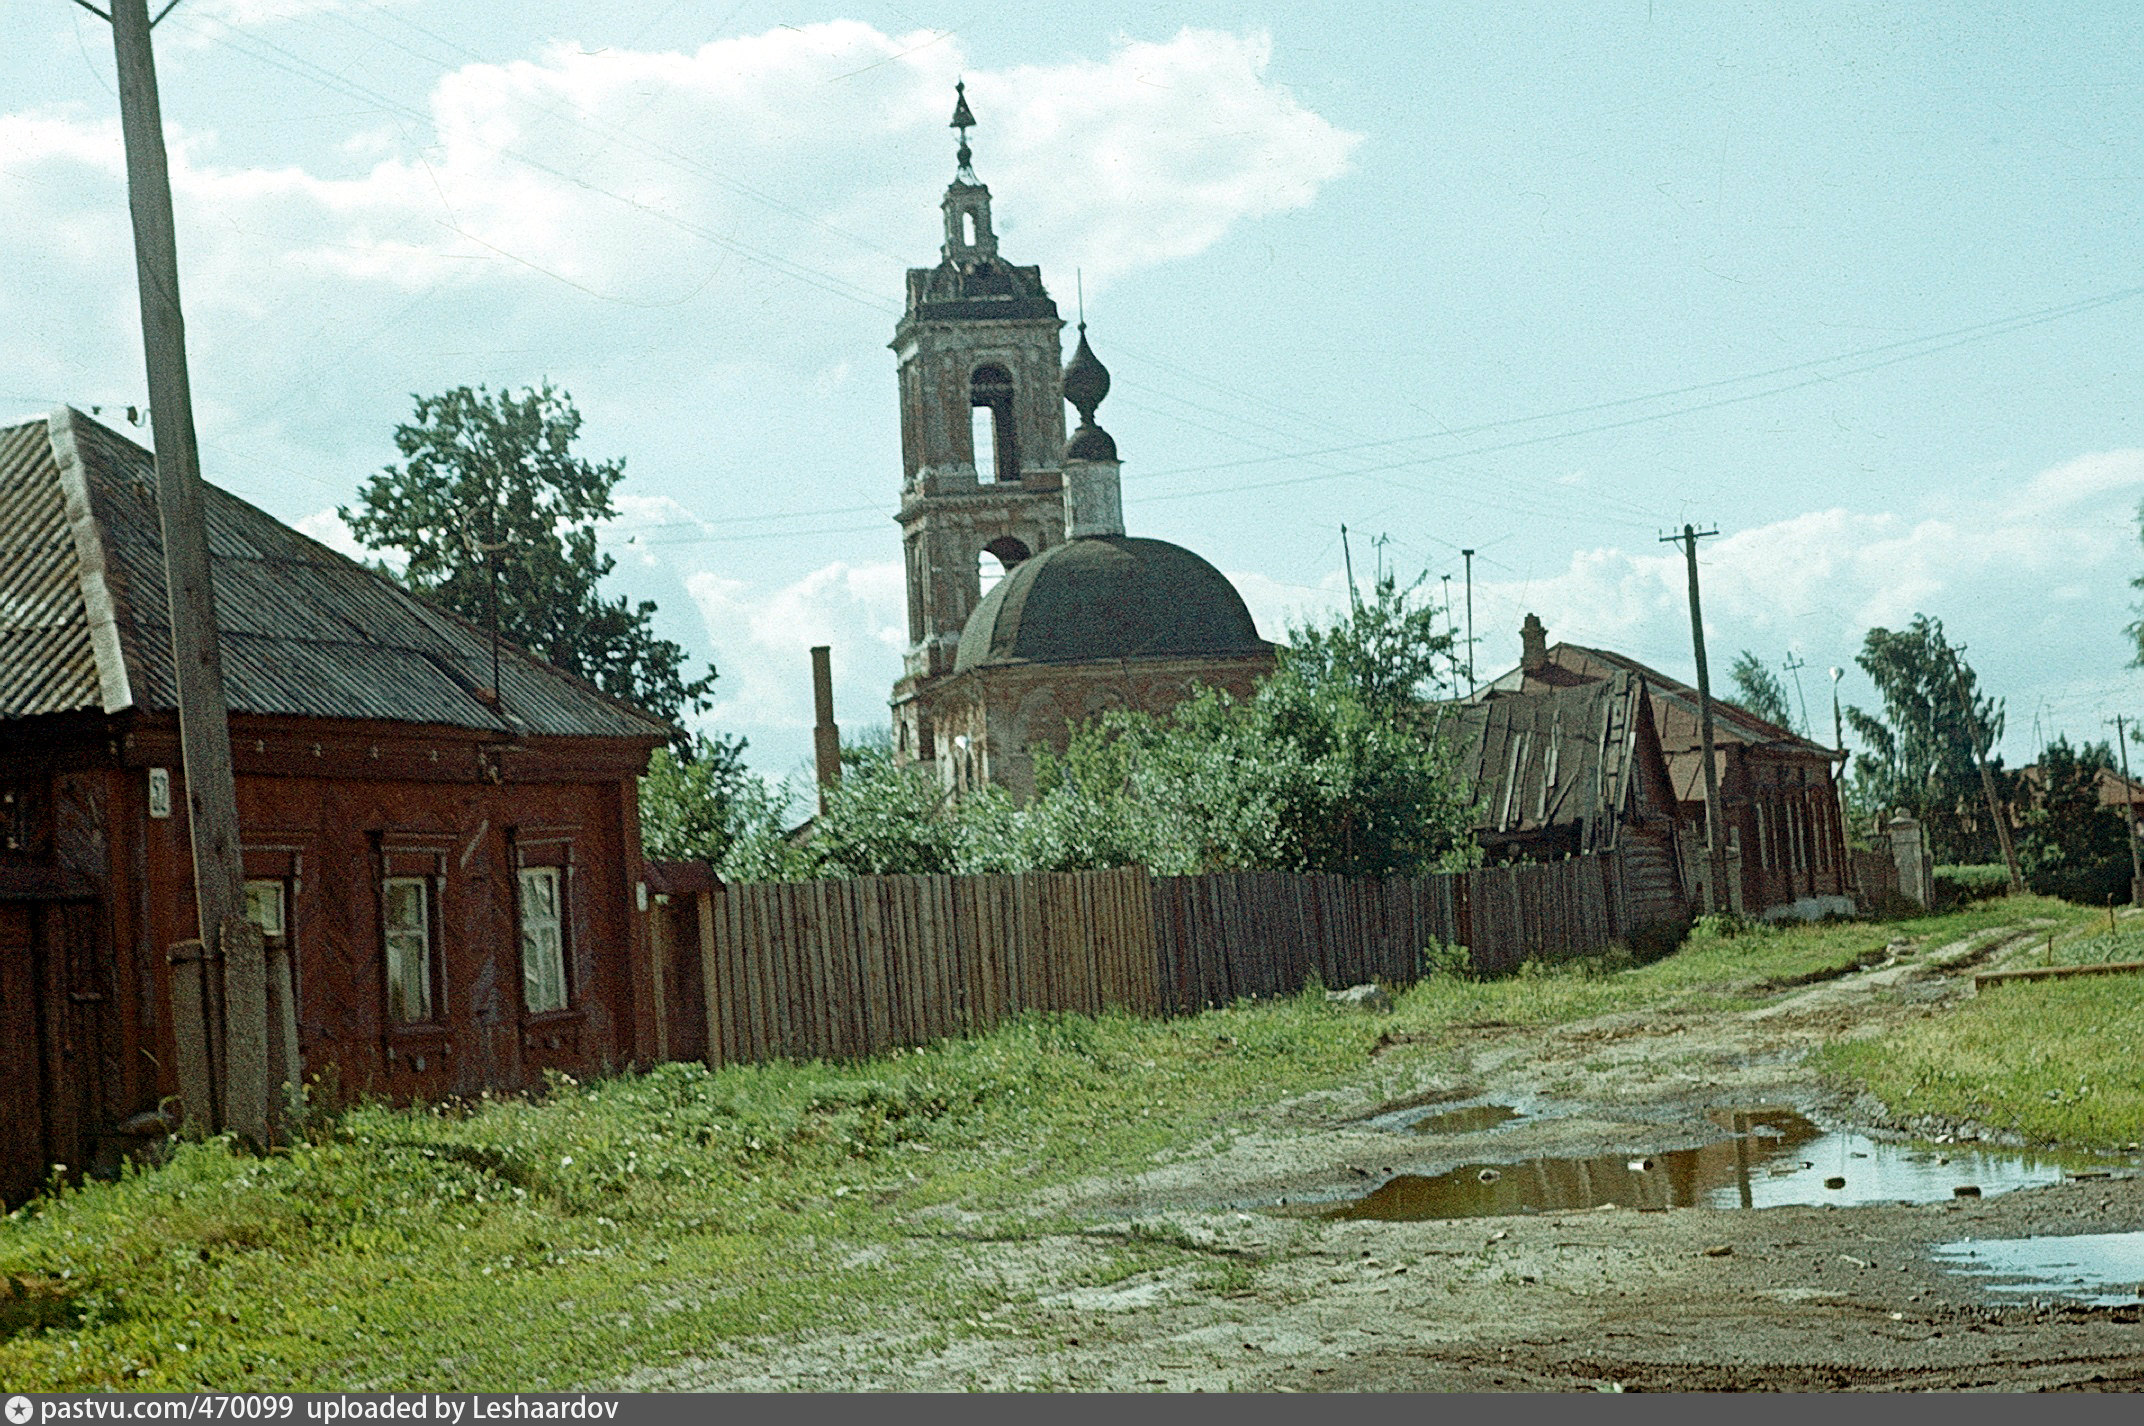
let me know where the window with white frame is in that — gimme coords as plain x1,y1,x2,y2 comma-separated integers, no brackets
518,866,568,1014
383,875,434,1024
244,878,286,940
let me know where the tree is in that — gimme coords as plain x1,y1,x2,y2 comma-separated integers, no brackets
1843,615,2007,862
639,732,782,864
1728,650,1795,733
2016,736,2130,905
1282,568,1459,717
343,384,715,730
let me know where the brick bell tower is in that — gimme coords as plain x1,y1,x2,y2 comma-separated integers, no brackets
889,82,1068,767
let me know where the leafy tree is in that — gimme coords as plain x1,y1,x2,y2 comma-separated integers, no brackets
718,740,960,882
1727,650,1795,733
1283,568,1459,716
1843,615,2007,862
343,384,715,729
2017,735,2132,905
639,732,781,864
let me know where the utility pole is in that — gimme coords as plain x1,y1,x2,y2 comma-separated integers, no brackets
1461,548,1476,696
1831,665,1855,894
2109,715,2142,907
1662,524,1725,915
105,0,274,1146
1943,640,2023,896
1440,572,1456,694
1340,524,1358,615
1782,651,1811,736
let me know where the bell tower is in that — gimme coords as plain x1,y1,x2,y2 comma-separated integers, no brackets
890,83,1069,765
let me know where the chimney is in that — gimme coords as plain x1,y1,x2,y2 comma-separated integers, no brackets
1520,613,1548,673
810,645,841,808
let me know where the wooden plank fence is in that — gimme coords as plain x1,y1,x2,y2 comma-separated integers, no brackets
646,851,1641,1069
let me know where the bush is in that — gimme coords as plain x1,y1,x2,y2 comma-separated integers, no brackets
1932,863,2012,909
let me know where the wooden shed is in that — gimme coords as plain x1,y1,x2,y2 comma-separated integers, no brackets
1447,670,1691,941
0,408,673,1202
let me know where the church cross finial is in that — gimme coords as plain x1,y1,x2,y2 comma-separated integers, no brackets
951,79,977,180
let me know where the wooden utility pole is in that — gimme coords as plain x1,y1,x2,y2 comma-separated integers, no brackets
1663,525,1725,914
107,0,273,1146
1944,640,2023,896
2109,715,2142,907
1461,548,1476,696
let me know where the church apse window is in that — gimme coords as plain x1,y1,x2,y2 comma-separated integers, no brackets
969,364,1018,482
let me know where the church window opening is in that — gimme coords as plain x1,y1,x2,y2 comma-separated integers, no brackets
962,211,977,247
969,365,1018,482
977,535,1031,597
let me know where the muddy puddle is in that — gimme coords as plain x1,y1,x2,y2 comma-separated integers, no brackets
1933,1232,2144,1306
1315,1109,2114,1222
1411,1103,1525,1135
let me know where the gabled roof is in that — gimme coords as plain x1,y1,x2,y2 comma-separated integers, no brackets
1446,671,1654,851
1477,641,1838,760
0,407,670,742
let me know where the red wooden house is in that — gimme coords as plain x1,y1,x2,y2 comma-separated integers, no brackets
1,408,673,1202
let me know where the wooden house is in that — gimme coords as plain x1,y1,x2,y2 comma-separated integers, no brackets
1,408,673,1202
1446,670,1691,942
1475,615,1854,918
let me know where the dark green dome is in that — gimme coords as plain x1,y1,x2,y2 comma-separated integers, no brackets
955,536,1271,672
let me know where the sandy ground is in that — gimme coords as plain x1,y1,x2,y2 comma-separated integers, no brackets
626,923,2144,1392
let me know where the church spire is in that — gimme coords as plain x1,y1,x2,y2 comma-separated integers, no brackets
951,79,978,182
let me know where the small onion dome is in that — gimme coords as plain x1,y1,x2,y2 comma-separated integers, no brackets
1063,324,1117,461
954,535,1271,672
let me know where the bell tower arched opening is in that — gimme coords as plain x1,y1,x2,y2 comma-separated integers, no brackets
969,364,1018,482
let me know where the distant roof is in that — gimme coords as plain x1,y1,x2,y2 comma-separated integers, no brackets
954,535,1271,673
1445,671,1652,849
0,407,670,741
1476,640,1838,761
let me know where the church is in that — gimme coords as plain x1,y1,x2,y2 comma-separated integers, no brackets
888,87,1276,798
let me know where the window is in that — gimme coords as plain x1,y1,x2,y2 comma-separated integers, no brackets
383,876,434,1024
244,878,286,940
518,866,568,1015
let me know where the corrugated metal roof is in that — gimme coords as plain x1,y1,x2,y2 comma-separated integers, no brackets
1,409,671,741
0,420,100,717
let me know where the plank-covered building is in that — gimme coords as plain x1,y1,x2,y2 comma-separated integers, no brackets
1,408,672,1202
1474,615,1853,919
1447,670,1692,943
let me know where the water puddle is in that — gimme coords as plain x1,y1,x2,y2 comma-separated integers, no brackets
1932,1232,2144,1306
1413,1103,1525,1135
1322,1109,2104,1222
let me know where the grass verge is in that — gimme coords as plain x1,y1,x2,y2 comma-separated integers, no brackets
0,897,2080,1390
1816,908,2144,1149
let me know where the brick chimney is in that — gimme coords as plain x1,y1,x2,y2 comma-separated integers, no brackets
1520,613,1548,673
810,645,841,809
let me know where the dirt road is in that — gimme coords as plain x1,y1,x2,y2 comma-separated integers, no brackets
639,923,2144,1392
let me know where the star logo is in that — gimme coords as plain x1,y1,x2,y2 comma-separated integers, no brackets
6,1395,34,1425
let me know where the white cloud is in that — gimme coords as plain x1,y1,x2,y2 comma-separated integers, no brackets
291,506,373,563
1464,449,2144,754
683,559,905,771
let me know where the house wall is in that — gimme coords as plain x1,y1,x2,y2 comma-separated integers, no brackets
4,714,659,1134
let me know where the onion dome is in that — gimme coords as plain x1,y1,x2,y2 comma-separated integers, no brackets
1063,324,1117,462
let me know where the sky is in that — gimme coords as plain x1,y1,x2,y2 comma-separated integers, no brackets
5,1,2142,795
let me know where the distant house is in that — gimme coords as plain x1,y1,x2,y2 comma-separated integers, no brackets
1472,615,1853,919
2013,761,2144,831
1,408,673,1202
1446,669,1692,939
